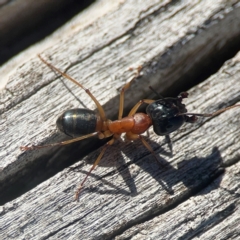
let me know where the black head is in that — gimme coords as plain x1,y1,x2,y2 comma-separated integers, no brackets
146,92,191,135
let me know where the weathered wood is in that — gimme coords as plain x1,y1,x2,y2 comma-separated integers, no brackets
115,161,240,239
0,0,240,239
0,0,97,48
0,0,119,89
0,56,239,239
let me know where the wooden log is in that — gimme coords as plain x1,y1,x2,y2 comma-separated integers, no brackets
0,0,240,239
115,161,240,239
0,0,112,88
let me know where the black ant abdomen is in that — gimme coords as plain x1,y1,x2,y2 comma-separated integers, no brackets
56,108,100,137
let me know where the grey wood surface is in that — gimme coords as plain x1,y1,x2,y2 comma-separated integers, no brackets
0,0,240,239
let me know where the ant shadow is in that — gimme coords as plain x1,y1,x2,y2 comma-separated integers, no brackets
49,64,88,109
75,134,224,198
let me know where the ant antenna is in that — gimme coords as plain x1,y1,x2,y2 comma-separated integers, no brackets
149,86,164,99
179,104,240,118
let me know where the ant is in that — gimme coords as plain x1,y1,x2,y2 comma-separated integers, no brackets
21,54,240,200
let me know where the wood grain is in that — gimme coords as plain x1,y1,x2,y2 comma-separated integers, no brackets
0,0,240,239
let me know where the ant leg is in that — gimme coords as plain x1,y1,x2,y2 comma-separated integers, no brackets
128,99,154,116
139,135,163,167
126,131,163,167
75,137,115,201
118,66,142,120
38,54,107,121
165,134,173,154
20,132,101,151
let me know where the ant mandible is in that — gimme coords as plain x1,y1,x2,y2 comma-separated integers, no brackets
21,55,240,200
